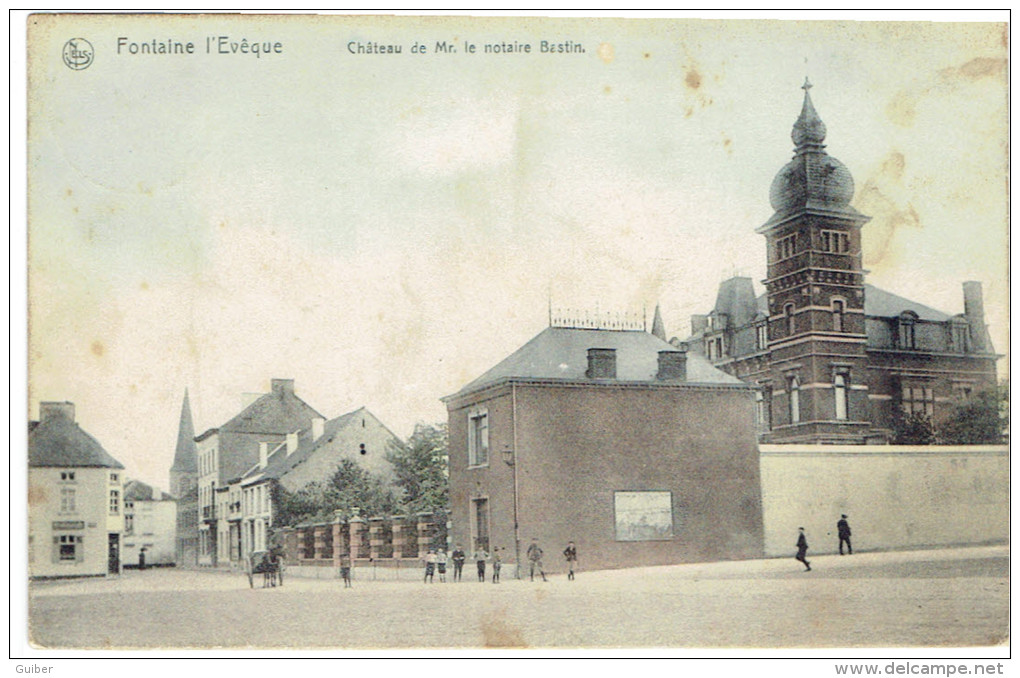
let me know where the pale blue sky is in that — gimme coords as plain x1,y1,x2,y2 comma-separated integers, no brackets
25,15,1008,488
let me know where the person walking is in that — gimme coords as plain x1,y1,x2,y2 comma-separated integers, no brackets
436,549,449,583
451,545,466,582
837,515,853,555
527,538,547,582
339,552,352,588
491,548,502,584
563,541,577,581
423,549,437,583
473,547,489,582
795,527,811,571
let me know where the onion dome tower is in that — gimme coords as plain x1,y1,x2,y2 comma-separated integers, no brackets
756,80,872,443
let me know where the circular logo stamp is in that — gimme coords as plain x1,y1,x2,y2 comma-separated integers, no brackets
62,38,94,70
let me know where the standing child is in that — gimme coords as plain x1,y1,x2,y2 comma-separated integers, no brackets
339,552,352,588
451,545,466,582
437,549,448,583
473,547,489,582
424,549,437,583
491,548,502,584
563,541,577,581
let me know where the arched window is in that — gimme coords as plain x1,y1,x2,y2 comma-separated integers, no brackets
788,375,800,424
784,303,796,337
834,373,848,420
832,299,845,332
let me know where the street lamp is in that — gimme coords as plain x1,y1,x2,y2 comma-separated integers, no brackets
501,445,521,579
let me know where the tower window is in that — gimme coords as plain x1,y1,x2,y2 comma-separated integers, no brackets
468,410,489,467
788,375,801,424
784,303,796,337
832,300,845,332
833,373,848,420
777,234,797,260
820,230,850,253
756,322,768,350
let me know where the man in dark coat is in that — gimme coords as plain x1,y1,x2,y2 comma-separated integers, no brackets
451,545,466,582
837,515,853,555
796,527,811,571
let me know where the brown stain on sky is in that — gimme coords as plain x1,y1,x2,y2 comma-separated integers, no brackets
888,57,1006,128
91,340,104,357
685,69,702,90
28,485,47,506
856,151,921,269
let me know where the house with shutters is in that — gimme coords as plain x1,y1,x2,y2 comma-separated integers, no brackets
685,81,999,444
28,402,126,578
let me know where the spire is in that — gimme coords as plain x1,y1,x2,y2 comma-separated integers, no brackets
171,389,198,473
651,304,667,341
791,77,827,151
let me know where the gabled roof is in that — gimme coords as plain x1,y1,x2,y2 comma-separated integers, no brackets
29,415,125,469
863,284,951,322
124,479,174,502
240,407,397,485
451,326,745,398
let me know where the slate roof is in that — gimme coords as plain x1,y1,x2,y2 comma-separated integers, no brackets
749,285,951,325
220,389,323,434
29,414,125,469
451,327,746,398
124,479,174,502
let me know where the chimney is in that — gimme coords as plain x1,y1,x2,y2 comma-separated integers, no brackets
271,378,295,397
691,315,708,336
657,347,688,381
312,417,325,441
585,348,617,379
286,432,299,456
962,281,990,351
259,442,269,470
40,401,75,423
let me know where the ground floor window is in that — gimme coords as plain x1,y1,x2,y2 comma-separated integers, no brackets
53,534,83,563
901,384,934,417
614,491,674,541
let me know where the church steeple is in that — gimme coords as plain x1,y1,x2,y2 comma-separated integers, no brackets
169,389,198,497
651,304,667,341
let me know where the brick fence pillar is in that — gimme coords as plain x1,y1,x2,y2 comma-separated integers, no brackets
349,517,367,559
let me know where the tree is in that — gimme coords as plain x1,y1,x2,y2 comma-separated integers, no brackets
272,459,399,527
386,422,449,514
891,411,937,445
938,381,1008,445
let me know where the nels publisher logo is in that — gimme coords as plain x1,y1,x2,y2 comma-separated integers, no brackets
62,38,94,70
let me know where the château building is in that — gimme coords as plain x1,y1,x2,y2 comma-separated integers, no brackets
687,81,998,444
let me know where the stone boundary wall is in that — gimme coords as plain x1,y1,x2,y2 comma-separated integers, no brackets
759,445,1008,558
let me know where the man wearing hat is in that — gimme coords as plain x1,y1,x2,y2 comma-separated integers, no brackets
795,527,811,571
837,515,853,555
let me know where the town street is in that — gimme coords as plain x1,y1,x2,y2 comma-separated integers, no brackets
27,546,1007,650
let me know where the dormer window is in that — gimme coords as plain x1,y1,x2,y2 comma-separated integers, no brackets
951,318,970,353
897,312,918,349
755,322,768,351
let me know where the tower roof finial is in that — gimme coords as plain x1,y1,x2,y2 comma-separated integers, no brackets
792,78,826,151
802,76,812,91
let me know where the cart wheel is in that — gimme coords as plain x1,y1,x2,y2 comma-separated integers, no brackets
247,571,254,589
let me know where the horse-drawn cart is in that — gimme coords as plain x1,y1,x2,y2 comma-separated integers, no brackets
245,548,284,588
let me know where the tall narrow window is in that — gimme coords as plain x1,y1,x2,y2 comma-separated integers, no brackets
834,373,848,420
468,411,489,466
777,234,797,260
784,303,796,337
788,376,801,424
756,322,768,351
898,312,917,349
832,300,845,332
109,489,120,515
60,488,76,513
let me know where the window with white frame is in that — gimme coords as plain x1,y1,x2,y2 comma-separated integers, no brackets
53,534,83,563
833,373,848,420
468,410,489,466
901,384,934,417
820,230,850,253
788,375,801,424
109,489,120,515
777,234,797,260
60,487,76,513
756,322,768,351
